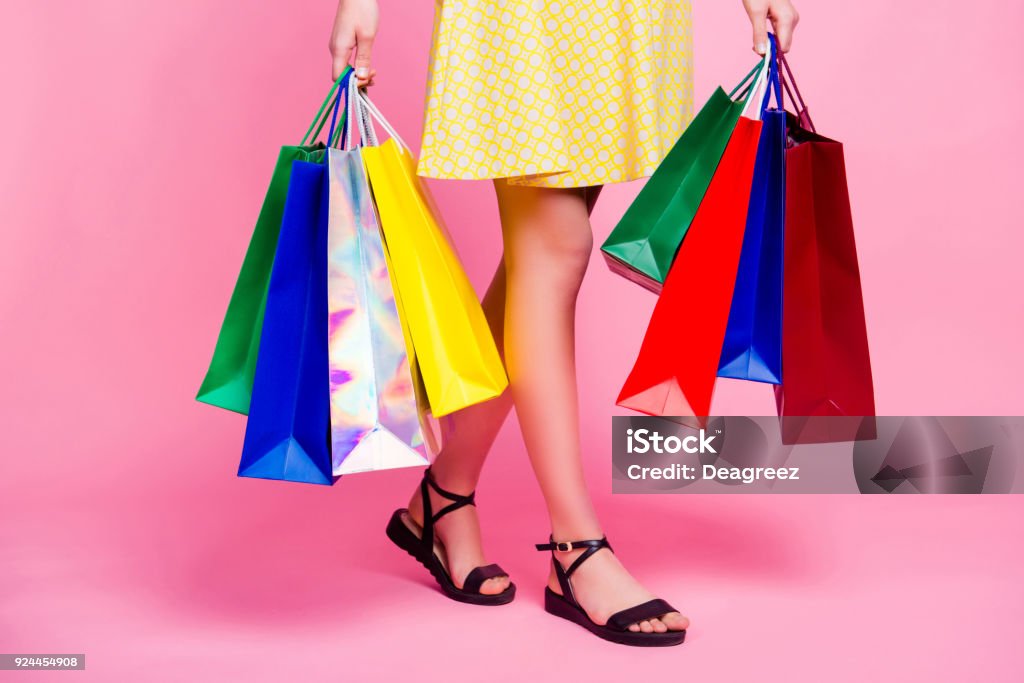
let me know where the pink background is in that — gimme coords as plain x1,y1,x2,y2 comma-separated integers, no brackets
3,0,1023,680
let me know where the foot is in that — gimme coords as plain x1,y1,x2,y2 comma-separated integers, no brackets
405,478,511,596
548,546,689,633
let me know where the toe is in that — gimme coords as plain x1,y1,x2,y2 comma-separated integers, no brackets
477,575,509,595
650,618,668,633
638,620,654,633
628,623,641,633
661,611,690,632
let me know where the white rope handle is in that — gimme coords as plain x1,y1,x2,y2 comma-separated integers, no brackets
356,90,409,152
349,76,377,147
741,46,773,121
344,73,357,150
358,91,378,147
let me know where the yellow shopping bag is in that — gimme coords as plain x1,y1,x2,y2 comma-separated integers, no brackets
357,92,508,417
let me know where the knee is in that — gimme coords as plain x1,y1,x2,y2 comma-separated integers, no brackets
538,224,594,275
498,184,595,284
506,226,592,295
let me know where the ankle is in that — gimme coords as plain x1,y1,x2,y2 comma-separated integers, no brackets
408,468,478,527
427,464,479,498
549,522,605,544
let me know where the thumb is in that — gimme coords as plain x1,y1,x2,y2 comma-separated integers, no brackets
748,9,769,55
354,35,374,83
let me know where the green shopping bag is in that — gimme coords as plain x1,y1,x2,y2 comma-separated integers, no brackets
601,62,764,294
197,68,352,414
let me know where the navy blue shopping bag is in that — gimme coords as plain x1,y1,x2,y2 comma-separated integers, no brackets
718,35,785,385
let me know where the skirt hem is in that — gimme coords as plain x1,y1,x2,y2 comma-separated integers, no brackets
414,163,661,189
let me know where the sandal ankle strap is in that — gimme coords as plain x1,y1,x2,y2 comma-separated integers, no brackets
535,538,609,553
535,536,612,606
424,467,477,507
420,468,477,552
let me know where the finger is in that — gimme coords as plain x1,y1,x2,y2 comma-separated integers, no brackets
354,35,374,84
330,39,354,81
748,7,770,55
771,7,799,53
332,58,350,81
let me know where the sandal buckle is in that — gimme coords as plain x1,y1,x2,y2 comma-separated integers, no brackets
555,541,573,552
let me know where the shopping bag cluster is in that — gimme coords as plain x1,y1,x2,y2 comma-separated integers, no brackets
602,37,875,442
198,68,508,483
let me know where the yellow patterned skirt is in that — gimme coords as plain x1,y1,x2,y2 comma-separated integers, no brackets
417,0,694,188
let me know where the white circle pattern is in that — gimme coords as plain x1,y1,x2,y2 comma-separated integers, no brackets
417,0,693,188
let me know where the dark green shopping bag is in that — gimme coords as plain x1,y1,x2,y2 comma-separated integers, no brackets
197,68,352,414
601,62,764,294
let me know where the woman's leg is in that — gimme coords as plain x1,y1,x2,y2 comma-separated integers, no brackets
495,179,688,633
405,187,602,595
405,262,513,595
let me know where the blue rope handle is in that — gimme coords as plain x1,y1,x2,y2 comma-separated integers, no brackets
759,34,782,112
299,66,354,146
326,68,354,149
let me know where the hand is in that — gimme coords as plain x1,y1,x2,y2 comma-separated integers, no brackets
329,0,379,85
742,0,799,54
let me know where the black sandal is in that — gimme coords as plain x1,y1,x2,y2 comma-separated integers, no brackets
536,536,686,646
386,468,515,606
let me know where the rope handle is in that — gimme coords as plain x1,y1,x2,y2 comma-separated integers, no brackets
299,66,354,147
778,52,816,133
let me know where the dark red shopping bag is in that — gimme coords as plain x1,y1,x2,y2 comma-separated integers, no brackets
617,116,763,419
774,55,876,444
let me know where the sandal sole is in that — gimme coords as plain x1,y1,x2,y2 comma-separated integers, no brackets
544,588,686,647
386,509,515,606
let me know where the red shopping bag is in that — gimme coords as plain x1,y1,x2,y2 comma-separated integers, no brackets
617,116,763,419
774,55,876,444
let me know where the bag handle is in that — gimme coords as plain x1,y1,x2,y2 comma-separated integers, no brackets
760,34,783,113
730,36,783,120
325,68,357,149
357,87,379,148
729,60,764,101
727,41,772,121
778,52,816,133
331,78,406,153
333,73,377,150
355,90,410,153
329,78,353,149
350,74,381,149
339,72,357,150
740,42,774,120
300,66,354,146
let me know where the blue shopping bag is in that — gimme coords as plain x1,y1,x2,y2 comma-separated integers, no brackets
718,35,785,385
238,75,351,485
238,159,334,484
